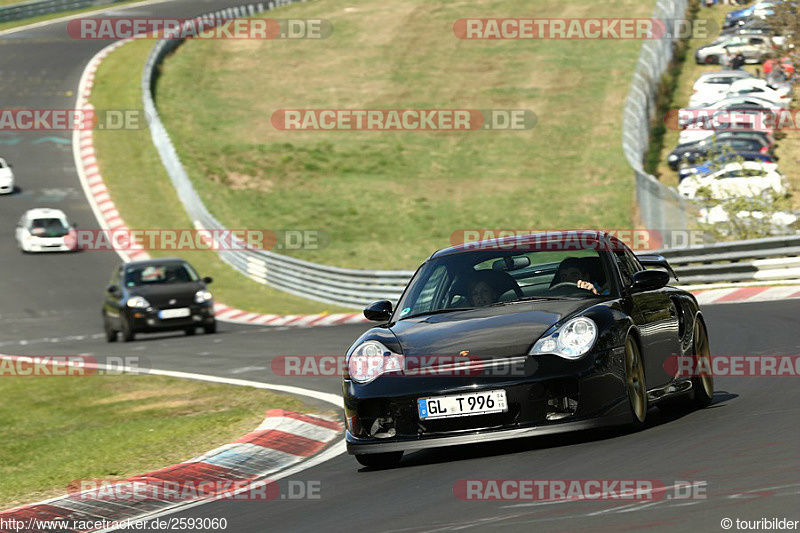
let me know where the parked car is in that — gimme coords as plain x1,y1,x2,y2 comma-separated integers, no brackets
343,231,713,468
721,19,775,37
689,70,755,108
668,136,774,170
678,151,778,181
679,95,780,127
695,35,773,64
102,258,216,342
678,162,787,200
723,1,783,29
679,105,778,144
723,78,793,106
0,157,14,195
15,208,78,253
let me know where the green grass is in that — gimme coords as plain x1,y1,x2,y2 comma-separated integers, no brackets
0,374,314,508
92,39,353,315
153,0,657,270
0,0,143,32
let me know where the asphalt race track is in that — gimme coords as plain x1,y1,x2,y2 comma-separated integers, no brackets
1,2,799,532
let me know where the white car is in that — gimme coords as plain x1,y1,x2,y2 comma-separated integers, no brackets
689,70,754,108
678,162,787,200
0,157,14,195
723,78,793,106
16,208,78,253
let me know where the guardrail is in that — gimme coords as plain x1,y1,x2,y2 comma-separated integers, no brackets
142,1,415,308
657,235,800,285
0,0,127,23
141,2,800,309
622,0,693,232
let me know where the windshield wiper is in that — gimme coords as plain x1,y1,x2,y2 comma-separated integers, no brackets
487,296,573,307
401,307,474,320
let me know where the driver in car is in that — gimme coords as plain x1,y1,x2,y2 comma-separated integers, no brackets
554,258,609,295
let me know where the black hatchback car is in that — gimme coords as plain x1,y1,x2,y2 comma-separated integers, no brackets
102,258,216,342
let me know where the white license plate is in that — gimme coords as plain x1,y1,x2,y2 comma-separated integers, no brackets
158,308,191,319
418,390,507,420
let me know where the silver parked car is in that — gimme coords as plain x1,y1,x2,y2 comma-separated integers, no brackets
695,35,773,65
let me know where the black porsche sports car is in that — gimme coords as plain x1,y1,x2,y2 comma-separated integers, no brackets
342,231,713,467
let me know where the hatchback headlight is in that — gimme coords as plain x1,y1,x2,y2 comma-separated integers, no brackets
346,340,404,384
195,290,213,304
127,296,151,309
529,317,598,360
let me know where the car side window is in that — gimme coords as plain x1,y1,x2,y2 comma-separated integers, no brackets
615,250,642,287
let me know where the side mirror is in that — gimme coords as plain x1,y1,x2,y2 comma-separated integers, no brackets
364,300,393,322
72,222,78,229
629,270,670,293
107,285,120,295
202,276,213,284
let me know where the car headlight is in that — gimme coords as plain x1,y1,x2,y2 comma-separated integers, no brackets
126,296,151,309
346,340,404,384
529,317,598,360
195,290,213,304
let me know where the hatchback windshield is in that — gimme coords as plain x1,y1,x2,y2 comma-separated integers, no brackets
29,218,69,238
124,263,199,287
396,248,613,319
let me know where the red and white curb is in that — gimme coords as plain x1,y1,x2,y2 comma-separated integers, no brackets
0,409,342,533
691,284,800,306
72,40,367,328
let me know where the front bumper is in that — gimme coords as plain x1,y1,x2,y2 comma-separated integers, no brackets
23,241,74,252
344,347,630,455
126,304,215,332
0,182,13,194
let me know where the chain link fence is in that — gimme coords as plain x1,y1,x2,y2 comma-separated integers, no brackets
622,0,694,232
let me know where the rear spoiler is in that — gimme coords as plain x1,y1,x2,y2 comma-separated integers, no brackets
637,254,679,282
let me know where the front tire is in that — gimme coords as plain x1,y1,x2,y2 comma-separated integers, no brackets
203,321,217,334
691,318,714,408
355,451,403,468
625,335,648,429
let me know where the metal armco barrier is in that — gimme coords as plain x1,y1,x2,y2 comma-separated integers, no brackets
622,0,692,232
0,0,128,23
657,235,800,285
141,3,800,308
142,1,414,308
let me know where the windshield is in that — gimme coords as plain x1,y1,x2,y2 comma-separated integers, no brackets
29,218,69,238
124,263,199,287
395,248,613,319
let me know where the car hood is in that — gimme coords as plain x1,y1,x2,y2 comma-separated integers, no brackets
389,299,596,359
129,282,202,307
0,169,13,183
